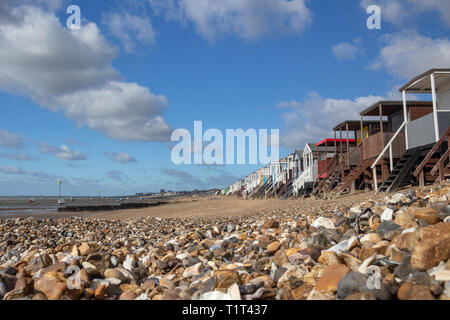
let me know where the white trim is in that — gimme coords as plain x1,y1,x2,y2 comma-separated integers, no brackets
431,73,440,142
402,90,409,150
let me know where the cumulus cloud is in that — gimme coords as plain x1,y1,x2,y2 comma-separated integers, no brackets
0,4,171,142
149,0,312,41
0,165,25,174
360,0,450,26
0,129,24,149
102,12,156,53
104,152,137,164
371,31,450,80
332,39,361,61
36,142,87,161
277,91,386,149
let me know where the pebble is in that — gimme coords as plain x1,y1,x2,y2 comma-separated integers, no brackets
0,183,448,300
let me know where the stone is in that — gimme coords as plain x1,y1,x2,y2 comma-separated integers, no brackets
69,245,79,257
376,221,402,241
263,220,279,229
411,222,450,271
381,208,393,222
32,292,48,300
428,262,450,282
326,236,358,253
34,272,67,300
104,269,128,283
345,291,376,300
199,291,233,300
291,284,313,300
24,254,52,274
337,272,369,299
410,207,440,224
359,248,378,262
227,282,241,300
360,233,382,248
119,291,137,300
392,228,419,252
273,250,288,267
394,211,418,229
394,255,417,280
315,264,350,293
312,217,335,229
299,247,321,261
94,284,107,300
183,262,202,278
267,241,281,253
79,242,90,256
386,245,407,263
318,251,343,266
306,288,335,300
338,252,361,272
438,205,450,220
397,282,435,300
0,281,7,299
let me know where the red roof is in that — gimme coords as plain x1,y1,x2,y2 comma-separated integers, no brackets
316,138,356,147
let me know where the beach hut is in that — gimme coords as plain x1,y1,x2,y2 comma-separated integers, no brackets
356,100,434,193
293,150,304,179
312,136,357,197
293,143,319,196
386,68,450,189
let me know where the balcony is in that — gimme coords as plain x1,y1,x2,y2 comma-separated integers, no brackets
408,112,450,149
362,131,406,160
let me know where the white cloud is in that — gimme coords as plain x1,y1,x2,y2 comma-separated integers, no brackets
104,152,137,164
0,129,24,149
0,153,36,161
277,92,386,149
0,165,25,174
360,0,450,26
102,12,156,53
371,31,450,80
149,0,312,41
37,142,87,161
0,4,171,142
332,39,361,61
106,170,126,181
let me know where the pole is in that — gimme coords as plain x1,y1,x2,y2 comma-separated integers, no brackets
431,73,440,142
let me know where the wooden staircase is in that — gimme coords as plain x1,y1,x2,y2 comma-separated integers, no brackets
378,148,421,193
329,159,373,198
414,126,450,187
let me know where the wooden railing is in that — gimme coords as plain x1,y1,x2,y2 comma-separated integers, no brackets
371,122,406,192
414,126,450,185
362,131,406,160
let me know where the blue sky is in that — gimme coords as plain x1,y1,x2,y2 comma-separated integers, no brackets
0,0,449,196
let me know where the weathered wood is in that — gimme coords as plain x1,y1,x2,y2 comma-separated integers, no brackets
362,132,406,160
414,127,450,177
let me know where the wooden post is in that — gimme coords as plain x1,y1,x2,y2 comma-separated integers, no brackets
340,130,344,179
360,116,364,163
402,90,409,150
419,171,425,187
431,73,440,142
346,123,350,168
378,104,387,181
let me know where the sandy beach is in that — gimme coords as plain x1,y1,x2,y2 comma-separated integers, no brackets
1,192,382,220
